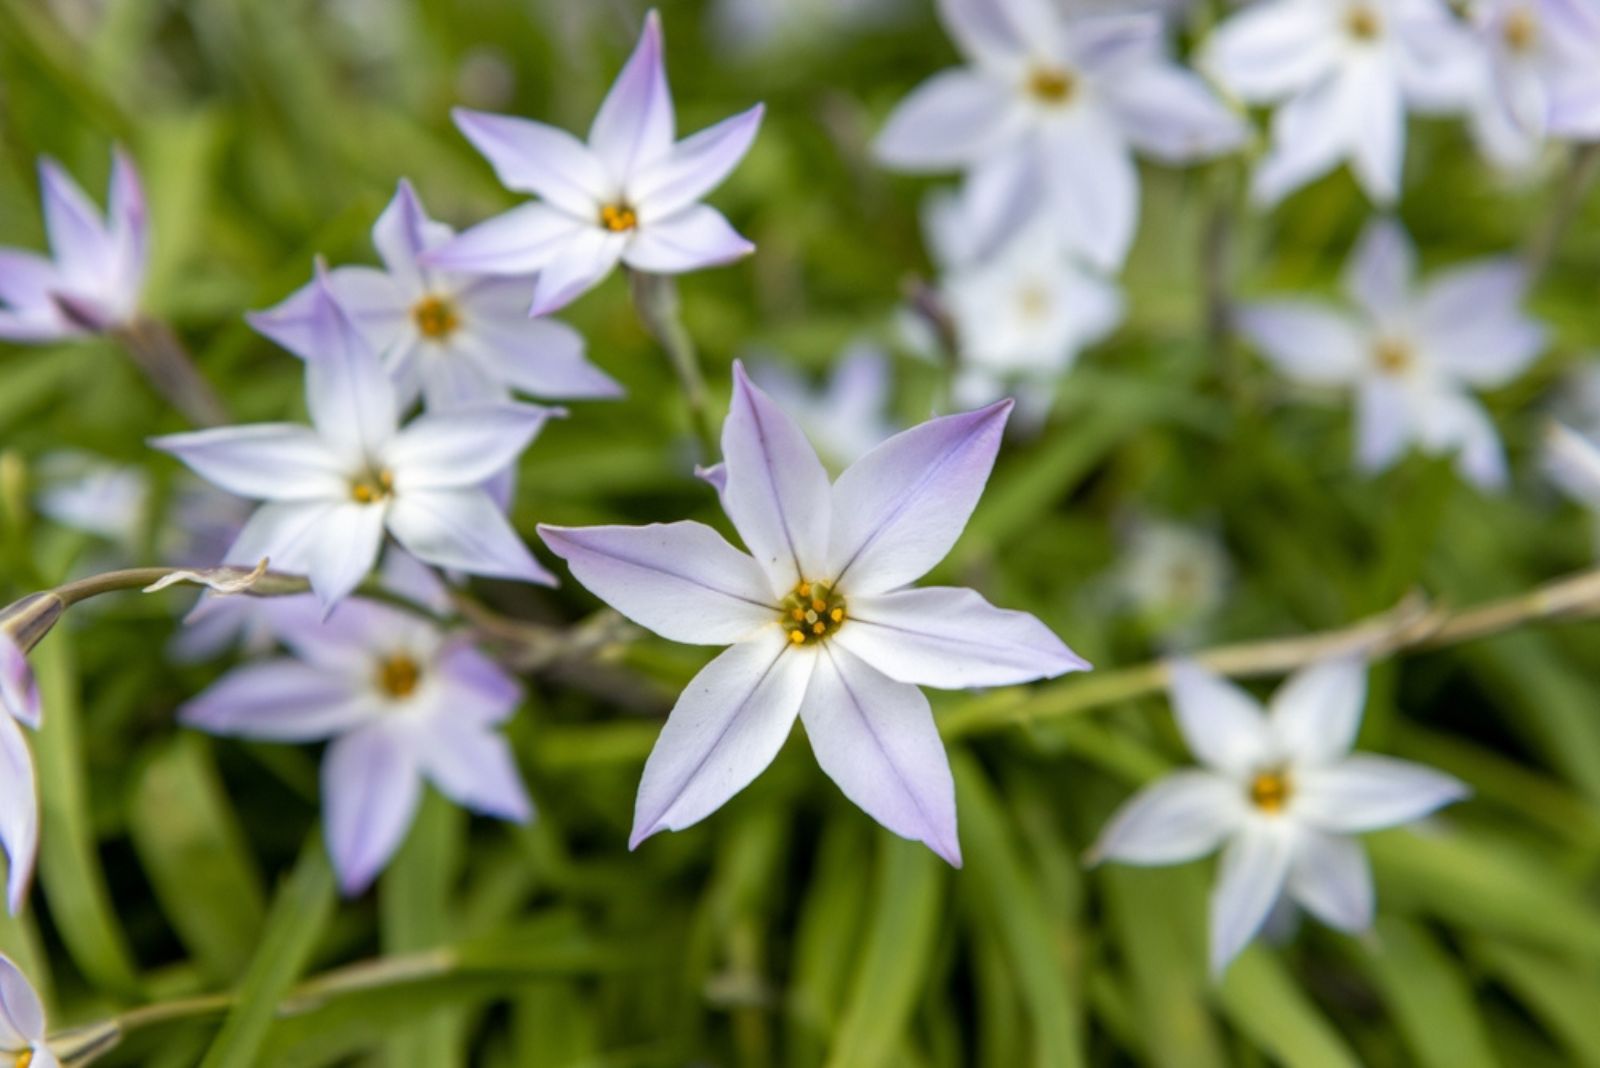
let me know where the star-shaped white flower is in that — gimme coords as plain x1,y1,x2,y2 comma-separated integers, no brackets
1203,0,1480,204
252,180,621,411
1466,0,1600,168
0,954,55,1068
424,11,765,315
876,1,1247,270
747,343,897,469
153,269,561,610
0,149,146,341
1091,657,1469,975
1238,218,1545,489
539,363,1088,863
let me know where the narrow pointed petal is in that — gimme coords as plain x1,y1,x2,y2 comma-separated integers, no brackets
179,660,371,741
1287,829,1373,933
1416,390,1508,491
828,399,1010,596
1294,755,1469,833
107,147,148,302
0,250,63,313
424,202,588,277
1250,72,1358,206
372,179,451,286
1236,301,1367,386
435,642,522,726
387,488,555,585
309,502,388,609
452,108,610,216
589,10,675,178
248,268,408,364
0,954,42,1046
456,315,623,400
0,717,37,915
1210,824,1295,976
528,230,627,316
936,0,1058,63
323,726,423,895
874,70,1023,171
1167,660,1273,777
1268,657,1367,767
721,362,833,594
386,403,560,491
223,500,338,575
622,205,754,273
1106,65,1249,164
631,104,764,218
1201,0,1336,100
1090,770,1246,866
1546,423,1600,511
150,425,349,501
802,646,961,865
1344,218,1416,322
0,637,40,730
302,266,400,462
1354,377,1413,475
38,157,110,284
538,522,776,644
631,632,812,847
416,724,533,822
835,586,1087,689
1042,118,1140,271
1417,260,1545,388
1348,64,1405,204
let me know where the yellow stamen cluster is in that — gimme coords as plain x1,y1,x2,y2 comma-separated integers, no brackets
1503,5,1537,52
1248,769,1292,813
599,202,639,232
1373,337,1414,376
376,653,422,699
413,294,461,341
350,468,395,504
780,580,847,645
17,1051,33,1068
1345,4,1381,40
1027,66,1076,105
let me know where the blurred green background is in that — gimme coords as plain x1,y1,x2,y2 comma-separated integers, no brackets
3,0,1600,1065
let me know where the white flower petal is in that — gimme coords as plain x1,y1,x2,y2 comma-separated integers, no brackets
1237,301,1368,386
622,205,754,274
1416,260,1545,388
309,501,388,610
423,202,589,277
1209,823,1295,976
1294,754,1469,833
1041,116,1140,272
149,425,348,502
1250,72,1360,206
1268,657,1368,767
1545,423,1600,511
588,11,676,179
631,104,765,219
371,179,453,288
0,718,37,916
1354,376,1414,475
0,953,44,1044
1167,660,1273,776
454,314,623,400
414,723,533,823
179,660,372,741
386,403,559,491
301,266,400,464
1344,218,1416,323
38,157,111,290
1202,0,1337,100
387,487,555,586
323,725,422,895
1091,770,1246,866
1287,828,1373,933
452,108,609,216
1414,390,1509,491
528,230,627,316
222,500,338,575
874,69,1024,171
1105,62,1249,164
1348,61,1406,204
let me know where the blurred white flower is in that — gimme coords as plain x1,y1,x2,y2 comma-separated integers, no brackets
35,453,149,548
1466,0,1600,169
1238,218,1545,489
1203,0,1479,205
1107,518,1232,640
1091,658,1469,975
748,343,896,468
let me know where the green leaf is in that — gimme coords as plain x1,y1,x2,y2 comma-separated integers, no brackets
1216,950,1363,1068
1357,917,1496,1068
1471,938,1600,1065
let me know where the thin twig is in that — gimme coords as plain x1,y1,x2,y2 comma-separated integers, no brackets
943,566,1600,737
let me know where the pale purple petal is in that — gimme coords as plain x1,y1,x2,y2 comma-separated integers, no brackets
1201,0,1337,100
631,631,812,847
827,399,1010,596
528,230,627,315
387,487,555,585
1210,823,1295,975
38,157,110,285
414,723,532,822
223,500,338,575
874,70,1024,171
721,363,833,594
1287,829,1373,932
309,501,388,609
0,636,40,730
271,597,427,673
371,179,452,287
1090,770,1247,866
0,717,37,916
454,314,623,400
1344,218,1416,323
323,726,423,895
834,585,1087,689
622,205,754,274
1293,754,1469,833
1167,660,1273,777
630,104,765,219
589,11,676,179
385,403,560,490
1250,73,1360,205
179,660,372,741
801,646,961,866
149,425,348,501
452,109,610,216
1348,61,1406,204
1416,260,1545,388
538,522,776,645
1545,423,1600,511
301,265,400,463
107,146,148,303
424,202,589,277
0,954,44,1043
434,641,522,726
0,250,63,315
412,347,504,408
1268,657,1368,767
1041,116,1140,272
935,0,1058,64
1237,301,1367,386
1104,63,1250,164
248,268,408,364
1355,376,1413,474
1415,390,1509,490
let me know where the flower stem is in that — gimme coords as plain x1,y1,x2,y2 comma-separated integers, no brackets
1525,143,1600,283
109,316,230,428
626,269,720,461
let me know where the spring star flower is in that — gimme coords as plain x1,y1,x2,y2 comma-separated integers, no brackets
252,181,621,410
748,343,896,468
181,596,531,894
1467,0,1600,168
425,11,764,315
1204,0,1479,204
0,954,55,1068
0,634,39,915
875,2,1246,271
1238,218,1544,489
153,270,560,610
1091,658,1469,975
0,149,146,341
539,364,1087,863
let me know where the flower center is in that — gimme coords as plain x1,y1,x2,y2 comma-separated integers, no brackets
780,580,847,645
16,1052,32,1068
1017,284,1052,321
350,468,394,505
1373,337,1415,376
412,295,461,341
1027,65,1076,105
1503,5,1538,52
1248,768,1293,813
599,202,638,232
1344,3,1381,40
375,653,422,699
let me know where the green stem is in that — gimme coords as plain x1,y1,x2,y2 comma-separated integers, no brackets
627,269,720,461
109,316,230,428
1526,143,1600,283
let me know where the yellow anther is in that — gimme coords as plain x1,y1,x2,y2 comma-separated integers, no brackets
599,202,638,232
376,654,422,699
830,608,844,623
17,1051,33,1068
1503,5,1537,50
791,607,806,621
1345,4,1380,39
1374,337,1414,375
812,622,826,635
811,598,826,612
779,579,847,645
1027,66,1075,104
350,468,395,505
789,629,806,644
798,582,812,597
1248,769,1292,813
412,294,461,340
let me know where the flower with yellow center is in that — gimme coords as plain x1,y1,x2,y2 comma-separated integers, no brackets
375,653,422,699
411,295,461,341
1026,66,1075,105
1344,3,1381,40
1372,336,1414,376
599,202,639,233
